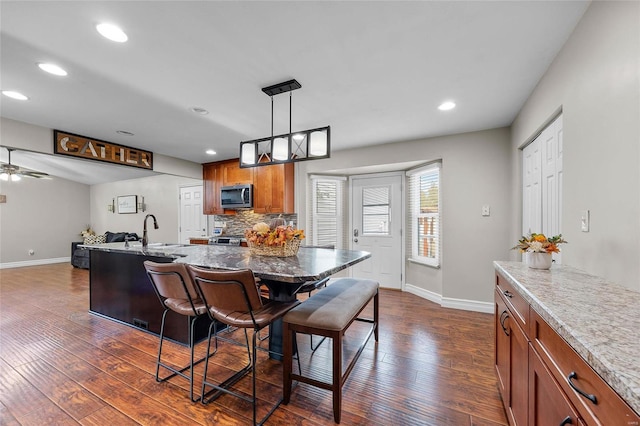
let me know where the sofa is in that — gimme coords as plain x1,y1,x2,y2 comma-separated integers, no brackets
71,231,140,269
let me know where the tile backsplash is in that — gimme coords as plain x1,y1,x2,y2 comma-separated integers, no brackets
208,211,297,237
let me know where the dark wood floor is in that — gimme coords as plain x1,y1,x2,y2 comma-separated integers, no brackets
0,263,507,425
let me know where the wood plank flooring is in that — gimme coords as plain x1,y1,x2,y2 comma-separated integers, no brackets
0,263,507,425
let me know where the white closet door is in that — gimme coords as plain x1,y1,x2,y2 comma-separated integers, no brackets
522,113,563,263
523,138,542,236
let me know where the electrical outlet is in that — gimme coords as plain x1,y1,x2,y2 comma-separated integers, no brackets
581,210,590,232
482,205,491,217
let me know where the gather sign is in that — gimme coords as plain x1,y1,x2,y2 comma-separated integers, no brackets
54,130,153,170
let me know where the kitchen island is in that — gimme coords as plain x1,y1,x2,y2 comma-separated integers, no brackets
494,261,640,424
83,242,371,355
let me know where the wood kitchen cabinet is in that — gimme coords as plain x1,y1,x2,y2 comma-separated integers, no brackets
221,159,253,186
529,346,582,426
495,285,528,426
202,158,294,215
203,162,223,215
253,162,294,214
495,270,640,426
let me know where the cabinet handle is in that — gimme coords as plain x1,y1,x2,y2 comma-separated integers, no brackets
503,290,513,298
499,310,510,336
559,416,573,426
567,371,598,404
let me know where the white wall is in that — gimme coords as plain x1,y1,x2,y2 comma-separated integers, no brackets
0,118,204,264
0,175,89,265
511,1,640,291
296,127,512,306
90,174,202,243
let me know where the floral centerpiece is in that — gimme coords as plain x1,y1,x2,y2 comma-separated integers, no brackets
512,233,567,253
244,222,305,257
512,233,567,269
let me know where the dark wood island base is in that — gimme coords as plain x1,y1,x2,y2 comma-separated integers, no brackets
89,249,214,346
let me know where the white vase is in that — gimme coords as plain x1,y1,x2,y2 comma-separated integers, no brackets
527,252,552,269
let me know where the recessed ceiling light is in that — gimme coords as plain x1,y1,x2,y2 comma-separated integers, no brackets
190,107,209,115
2,90,29,100
96,23,128,43
206,149,217,155
117,130,134,136
438,101,456,111
37,63,68,76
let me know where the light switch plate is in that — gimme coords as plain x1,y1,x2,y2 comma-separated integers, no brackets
581,210,590,232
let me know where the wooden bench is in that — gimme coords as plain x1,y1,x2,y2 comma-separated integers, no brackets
282,278,379,423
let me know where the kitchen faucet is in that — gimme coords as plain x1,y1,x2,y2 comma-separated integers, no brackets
142,214,159,248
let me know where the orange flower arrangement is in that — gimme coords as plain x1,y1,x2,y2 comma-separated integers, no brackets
512,233,567,254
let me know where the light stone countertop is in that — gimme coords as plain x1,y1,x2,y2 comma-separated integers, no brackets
494,261,640,416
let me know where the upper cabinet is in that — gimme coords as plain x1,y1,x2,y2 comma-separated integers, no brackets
221,160,253,186
253,162,294,214
203,162,222,215
203,159,294,215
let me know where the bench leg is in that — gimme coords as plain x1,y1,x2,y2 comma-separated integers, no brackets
283,322,293,404
332,330,342,423
374,290,379,342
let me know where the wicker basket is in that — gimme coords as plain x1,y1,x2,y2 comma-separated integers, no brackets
247,238,301,257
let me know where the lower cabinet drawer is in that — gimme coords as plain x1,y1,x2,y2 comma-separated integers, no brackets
496,273,529,330
529,308,640,426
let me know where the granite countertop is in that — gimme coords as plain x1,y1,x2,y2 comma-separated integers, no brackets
82,242,371,284
80,241,195,258
494,261,640,416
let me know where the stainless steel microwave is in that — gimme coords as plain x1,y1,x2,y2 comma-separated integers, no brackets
220,184,253,209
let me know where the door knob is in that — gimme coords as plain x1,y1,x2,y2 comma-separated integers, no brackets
353,238,358,243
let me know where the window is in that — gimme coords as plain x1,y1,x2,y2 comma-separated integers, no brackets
407,162,441,267
362,186,390,235
309,175,347,248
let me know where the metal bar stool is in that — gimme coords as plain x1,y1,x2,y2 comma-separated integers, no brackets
188,266,300,426
143,261,216,402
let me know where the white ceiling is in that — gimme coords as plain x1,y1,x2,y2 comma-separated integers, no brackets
0,1,589,183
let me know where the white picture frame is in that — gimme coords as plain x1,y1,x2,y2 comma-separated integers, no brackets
117,195,138,214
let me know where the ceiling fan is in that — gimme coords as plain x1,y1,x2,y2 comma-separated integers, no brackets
1,147,50,181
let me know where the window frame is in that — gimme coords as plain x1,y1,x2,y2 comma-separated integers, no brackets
407,162,441,268
309,175,347,249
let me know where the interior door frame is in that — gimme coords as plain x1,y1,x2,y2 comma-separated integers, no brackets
348,171,406,290
178,184,207,244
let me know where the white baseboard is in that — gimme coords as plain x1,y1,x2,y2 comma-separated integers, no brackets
0,257,70,269
404,282,493,314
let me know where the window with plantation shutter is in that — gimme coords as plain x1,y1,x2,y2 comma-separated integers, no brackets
407,162,441,267
309,176,347,248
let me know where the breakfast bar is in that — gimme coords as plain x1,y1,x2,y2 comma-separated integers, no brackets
83,242,371,357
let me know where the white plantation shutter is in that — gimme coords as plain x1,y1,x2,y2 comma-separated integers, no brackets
407,162,441,267
309,175,347,248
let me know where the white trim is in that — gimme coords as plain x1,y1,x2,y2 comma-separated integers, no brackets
404,283,442,305
441,297,494,314
404,282,493,314
0,257,70,269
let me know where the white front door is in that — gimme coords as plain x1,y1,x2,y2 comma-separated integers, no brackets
179,185,207,243
350,173,403,289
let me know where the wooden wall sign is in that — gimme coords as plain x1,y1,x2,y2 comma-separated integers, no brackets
53,130,153,170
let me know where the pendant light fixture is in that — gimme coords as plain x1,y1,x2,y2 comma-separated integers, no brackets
239,79,330,168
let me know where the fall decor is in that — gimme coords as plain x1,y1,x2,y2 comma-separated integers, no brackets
512,233,567,254
244,222,305,257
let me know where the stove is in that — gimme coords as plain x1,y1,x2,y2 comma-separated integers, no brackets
209,236,242,246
